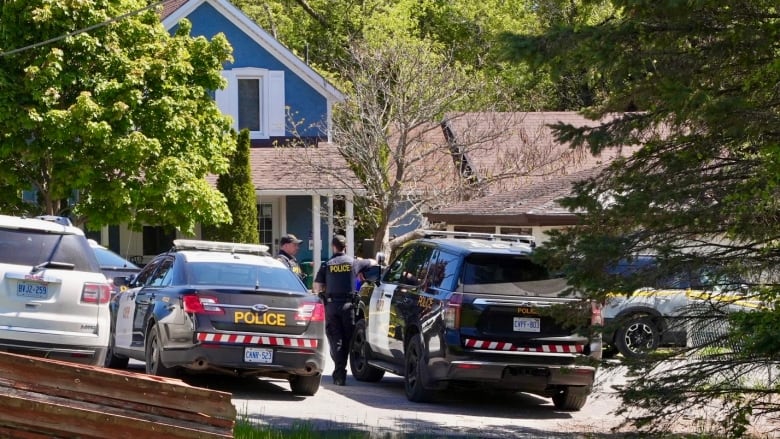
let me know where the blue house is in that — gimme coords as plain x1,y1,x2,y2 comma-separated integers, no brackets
103,0,361,274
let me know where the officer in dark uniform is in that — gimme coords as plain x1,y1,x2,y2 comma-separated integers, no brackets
276,234,305,282
313,235,373,386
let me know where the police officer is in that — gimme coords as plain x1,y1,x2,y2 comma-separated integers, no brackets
313,235,373,386
276,234,305,282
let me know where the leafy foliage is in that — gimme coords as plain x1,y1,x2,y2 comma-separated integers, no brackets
0,0,234,233
508,0,780,435
202,129,260,244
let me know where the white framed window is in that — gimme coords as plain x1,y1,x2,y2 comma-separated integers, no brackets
215,68,285,139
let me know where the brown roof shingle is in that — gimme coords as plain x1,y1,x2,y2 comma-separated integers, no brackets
207,143,363,193
160,0,189,20
444,112,630,194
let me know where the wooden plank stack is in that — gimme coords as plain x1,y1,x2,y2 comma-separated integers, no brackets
0,352,235,438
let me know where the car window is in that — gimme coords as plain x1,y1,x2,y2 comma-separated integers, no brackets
0,228,99,272
422,250,461,291
148,258,174,287
463,254,550,285
383,245,434,287
133,259,161,286
92,246,139,269
186,262,307,293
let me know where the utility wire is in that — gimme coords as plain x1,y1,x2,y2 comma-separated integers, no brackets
0,0,171,57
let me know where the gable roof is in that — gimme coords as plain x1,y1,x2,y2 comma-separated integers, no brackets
162,0,344,103
443,112,629,195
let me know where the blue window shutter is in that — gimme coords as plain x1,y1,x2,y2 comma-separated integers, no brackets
268,70,285,137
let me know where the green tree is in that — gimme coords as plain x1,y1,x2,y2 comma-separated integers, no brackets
203,129,259,244
505,1,780,435
0,0,234,233
235,0,558,110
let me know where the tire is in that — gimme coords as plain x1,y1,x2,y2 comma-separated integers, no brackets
104,330,129,369
289,374,322,396
145,325,178,377
615,316,660,358
552,387,588,411
404,334,434,403
349,320,385,382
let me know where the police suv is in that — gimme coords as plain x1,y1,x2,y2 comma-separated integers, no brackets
350,231,602,411
107,240,326,395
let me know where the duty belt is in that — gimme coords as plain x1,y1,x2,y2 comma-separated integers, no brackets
323,293,352,302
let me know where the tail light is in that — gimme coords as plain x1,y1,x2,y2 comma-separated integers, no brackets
182,294,224,315
296,302,326,322
591,301,603,326
444,293,463,329
81,283,111,304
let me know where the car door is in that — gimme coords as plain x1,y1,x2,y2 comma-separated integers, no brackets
368,246,419,359
115,258,161,352
373,244,435,362
133,256,175,349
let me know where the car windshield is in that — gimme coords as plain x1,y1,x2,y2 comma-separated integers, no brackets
0,228,99,272
92,246,139,269
186,262,306,293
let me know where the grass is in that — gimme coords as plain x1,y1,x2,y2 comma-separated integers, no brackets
233,420,371,438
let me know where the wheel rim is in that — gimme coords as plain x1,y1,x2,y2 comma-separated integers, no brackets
148,333,160,373
406,343,419,391
624,322,655,353
351,329,368,373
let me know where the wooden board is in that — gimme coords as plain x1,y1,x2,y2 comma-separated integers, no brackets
0,352,235,438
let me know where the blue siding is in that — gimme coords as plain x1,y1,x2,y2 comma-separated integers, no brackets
389,201,423,237
285,196,313,261
181,3,328,137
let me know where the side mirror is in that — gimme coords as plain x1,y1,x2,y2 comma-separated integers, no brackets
361,265,382,283
375,252,386,266
113,275,136,289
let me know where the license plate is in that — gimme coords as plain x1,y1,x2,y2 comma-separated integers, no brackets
17,282,48,299
244,347,273,363
513,317,540,332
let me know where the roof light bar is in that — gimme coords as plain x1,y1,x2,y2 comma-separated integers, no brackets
173,239,270,255
420,230,536,247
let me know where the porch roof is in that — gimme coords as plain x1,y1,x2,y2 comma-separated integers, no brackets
207,143,364,195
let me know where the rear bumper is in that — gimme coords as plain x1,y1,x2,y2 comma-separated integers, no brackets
161,342,326,377
0,338,107,366
441,360,595,392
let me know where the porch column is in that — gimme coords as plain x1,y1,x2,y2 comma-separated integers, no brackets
312,194,321,274
327,195,334,258
346,194,355,258
100,225,109,246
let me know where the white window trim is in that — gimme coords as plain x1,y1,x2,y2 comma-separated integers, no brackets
215,68,286,140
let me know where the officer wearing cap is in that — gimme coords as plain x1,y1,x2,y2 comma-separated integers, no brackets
276,234,305,282
313,234,373,386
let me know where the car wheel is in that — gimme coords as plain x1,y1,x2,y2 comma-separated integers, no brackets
404,334,434,403
145,325,178,377
349,320,385,382
104,331,129,369
615,316,660,358
552,387,588,411
288,374,322,396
